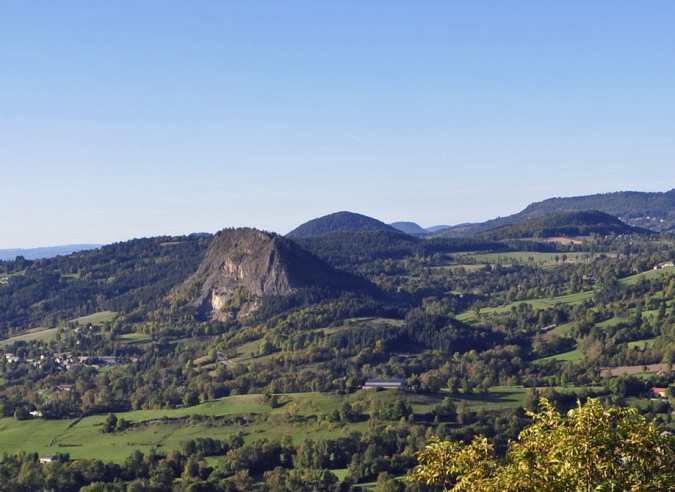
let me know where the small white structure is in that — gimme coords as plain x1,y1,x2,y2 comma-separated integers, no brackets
363,379,409,390
40,455,57,464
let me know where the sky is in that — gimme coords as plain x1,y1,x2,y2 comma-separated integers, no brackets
1,1,674,249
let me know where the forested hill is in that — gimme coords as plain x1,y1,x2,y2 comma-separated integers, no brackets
434,189,675,237
286,211,401,238
389,221,428,235
476,211,649,241
0,228,381,336
0,235,211,334
296,231,507,274
0,244,102,261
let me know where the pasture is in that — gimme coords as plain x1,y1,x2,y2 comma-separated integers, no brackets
458,290,595,321
0,391,444,462
0,327,58,347
619,268,675,286
118,333,152,344
73,311,118,325
454,251,591,266
536,347,584,364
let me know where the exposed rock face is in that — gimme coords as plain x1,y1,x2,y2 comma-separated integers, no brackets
185,228,346,319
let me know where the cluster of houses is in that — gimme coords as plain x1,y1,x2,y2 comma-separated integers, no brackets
654,262,675,270
0,276,8,285
4,352,119,372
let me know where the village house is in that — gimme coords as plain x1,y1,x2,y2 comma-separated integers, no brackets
5,353,22,363
650,388,668,398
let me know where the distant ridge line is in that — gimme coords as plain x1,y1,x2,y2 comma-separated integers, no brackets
0,244,102,261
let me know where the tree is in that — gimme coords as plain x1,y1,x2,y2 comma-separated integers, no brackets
409,398,675,492
103,413,118,433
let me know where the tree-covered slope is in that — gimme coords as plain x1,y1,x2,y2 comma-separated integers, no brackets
476,211,649,240
434,189,675,237
0,235,211,335
286,211,401,239
389,221,428,235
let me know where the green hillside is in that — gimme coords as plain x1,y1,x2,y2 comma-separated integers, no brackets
476,210,647,240
435,189,675,237
1,219,675,491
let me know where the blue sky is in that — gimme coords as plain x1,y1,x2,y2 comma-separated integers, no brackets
1,1,674,248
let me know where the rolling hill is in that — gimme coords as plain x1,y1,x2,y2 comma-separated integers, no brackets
286,211,401,239
475,211,649,241
433,189,675,237
389,221,428,235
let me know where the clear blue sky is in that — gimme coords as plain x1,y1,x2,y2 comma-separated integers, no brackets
1,1,674,248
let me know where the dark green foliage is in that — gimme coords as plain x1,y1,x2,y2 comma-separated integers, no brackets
297,230,506,274
287,211,401,238
477,211,647,240
435,188,675,237
0,235,210,335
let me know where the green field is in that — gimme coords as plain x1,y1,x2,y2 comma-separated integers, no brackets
619,268,675,286
458,290,595,321
0,392,444,461
0,312,118,347
0,327,58,347
118,332,152,344
0,418,72,456
596,317,628,328
454,252,591,266
73,311,118,325
541,322,575,340
536,347,584,363
626,337,658,350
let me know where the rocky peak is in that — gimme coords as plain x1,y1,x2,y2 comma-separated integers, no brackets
184,228,346,319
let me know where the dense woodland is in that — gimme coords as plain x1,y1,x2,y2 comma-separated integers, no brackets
2,212,675,491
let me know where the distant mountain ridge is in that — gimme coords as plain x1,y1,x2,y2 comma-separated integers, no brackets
389,222,452,234
389,222,428,234
287,211,400,239
433,189,675,238
0,244,102,261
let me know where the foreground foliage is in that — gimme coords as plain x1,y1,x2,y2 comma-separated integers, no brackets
409,398,675,492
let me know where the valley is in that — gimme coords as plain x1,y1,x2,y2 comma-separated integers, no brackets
1,204,675,491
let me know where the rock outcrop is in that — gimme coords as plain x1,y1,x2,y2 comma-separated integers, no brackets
183,228,359,319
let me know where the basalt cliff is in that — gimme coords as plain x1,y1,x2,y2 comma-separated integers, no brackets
183,228,367,319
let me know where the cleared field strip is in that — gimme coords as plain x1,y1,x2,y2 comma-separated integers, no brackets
626,337,657,349
73,311,118,325
0,312,118,346
600,363,671,377
0,327,58,346
454,251,593,265
458,290,595,320
118,333,152,344
536,347,584,363
619,268,675,286
541,321,575,340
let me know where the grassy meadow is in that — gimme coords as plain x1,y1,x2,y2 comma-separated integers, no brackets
0,387,537,462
